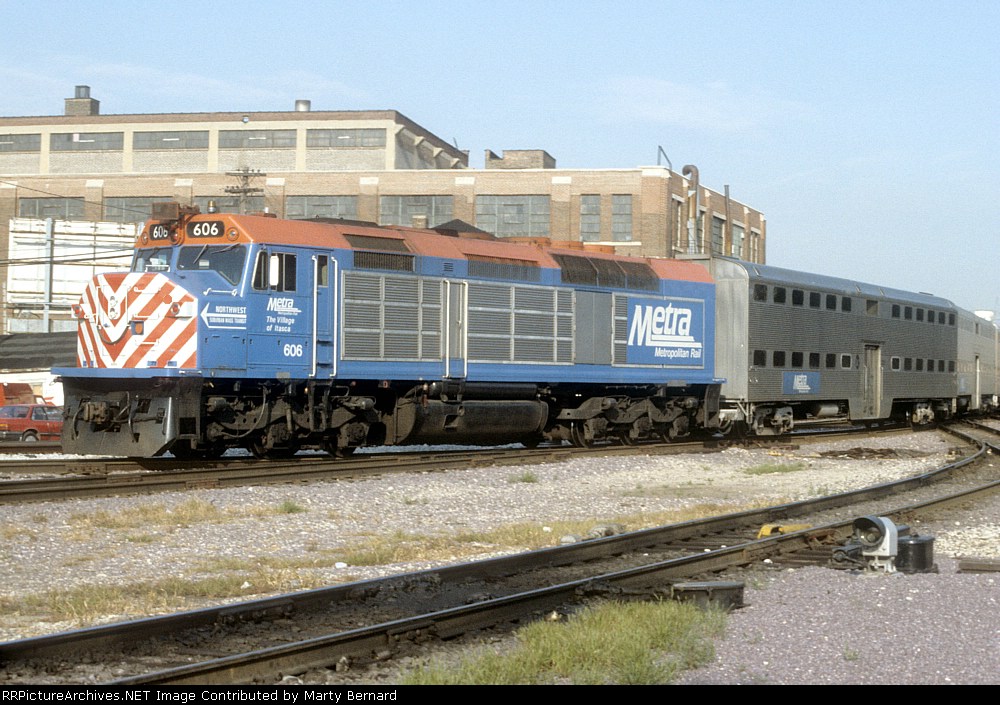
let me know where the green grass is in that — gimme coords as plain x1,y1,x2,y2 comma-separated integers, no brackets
0,566,332,625
507,470,539,484
744,461,808,475
403,599,726,684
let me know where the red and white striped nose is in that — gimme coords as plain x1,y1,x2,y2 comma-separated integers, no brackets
75,272,198,369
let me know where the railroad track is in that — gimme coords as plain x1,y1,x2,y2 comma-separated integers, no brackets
0,423,907,505
1,423,996,684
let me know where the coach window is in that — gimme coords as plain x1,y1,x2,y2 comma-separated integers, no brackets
791,352,803,368
938,360,946,372
825,353,837,368
891,357,901,371
948,361,956,372
891,304,900,318
840,354,852,369
809,292,820,308
904,358,912,371
949,313,956,325
826,294,837,311
809,352,820,368
927,310,935,324
753,284,768,302
904,306,913,320
939,312,947,324
752,350,767,367
843,297,853,313
916,309,924,322
772,287,786,304
773,351,786,367
791,289,804,306
916,359,924,372
927,359,935,372
866,299,878,315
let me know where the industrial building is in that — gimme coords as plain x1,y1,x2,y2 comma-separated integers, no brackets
0,86,766,332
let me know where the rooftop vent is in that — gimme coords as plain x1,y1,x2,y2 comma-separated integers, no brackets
295,99,311,112
65,85,100,117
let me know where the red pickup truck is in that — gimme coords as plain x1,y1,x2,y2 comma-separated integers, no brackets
0,404,63,442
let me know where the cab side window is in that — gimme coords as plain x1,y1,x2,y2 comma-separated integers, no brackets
252,251,297,292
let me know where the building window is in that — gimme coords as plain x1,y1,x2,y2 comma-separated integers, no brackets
50,132,124,151
379,195,453,227
580,195,600,242
611,195,632,241
475,195,550,238
710,215,725,255
307,129,386,148
219,130,296,149
285,195,358,220
731,223,745,259
104,197,170,223
17,197,85,219
673,199,685,253
0,134,40,153
133,131,209,150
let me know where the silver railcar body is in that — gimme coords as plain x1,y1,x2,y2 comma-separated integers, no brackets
711,258,973,433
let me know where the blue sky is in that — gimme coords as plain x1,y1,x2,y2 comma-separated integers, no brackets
2,1,998,312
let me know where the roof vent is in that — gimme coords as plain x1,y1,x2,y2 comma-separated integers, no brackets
65,85,100,116
295,99,311,112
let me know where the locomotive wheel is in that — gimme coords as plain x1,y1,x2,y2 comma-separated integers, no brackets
248,438,299,459
249,439,268,459
322,440,356,458
570,423,594,448
617,429,637,445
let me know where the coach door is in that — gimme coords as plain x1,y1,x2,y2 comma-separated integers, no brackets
862,344,882,418
443,281,467,378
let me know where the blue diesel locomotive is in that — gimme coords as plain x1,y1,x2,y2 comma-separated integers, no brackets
56,203,722,458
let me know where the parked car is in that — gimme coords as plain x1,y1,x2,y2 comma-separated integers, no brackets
0,404,63,442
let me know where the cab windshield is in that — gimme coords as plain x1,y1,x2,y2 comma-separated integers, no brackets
132,247,173,273
176,244,248,285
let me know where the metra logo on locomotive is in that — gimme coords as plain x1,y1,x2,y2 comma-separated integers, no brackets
626,300,704,364
266,297,300,315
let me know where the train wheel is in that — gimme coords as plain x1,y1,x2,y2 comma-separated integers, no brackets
570,423,593,448
618,429,637,446
322,440,356,458
249,438,268,459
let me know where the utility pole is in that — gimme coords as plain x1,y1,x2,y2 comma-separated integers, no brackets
224,167,265,214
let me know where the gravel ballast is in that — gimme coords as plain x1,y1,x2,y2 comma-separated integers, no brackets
1,430,999,684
